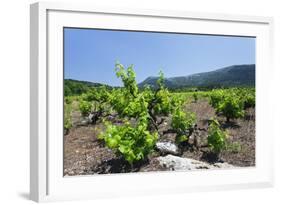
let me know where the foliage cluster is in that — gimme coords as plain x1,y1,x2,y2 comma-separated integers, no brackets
171,107,196,144
99,121,158,164
207,118,227,154
79,100,92,117
193,92,198,102
93,63,196,164
209,88,255,122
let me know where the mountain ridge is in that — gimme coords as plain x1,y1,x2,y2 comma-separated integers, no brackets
138,64,255,88
65,64,255,95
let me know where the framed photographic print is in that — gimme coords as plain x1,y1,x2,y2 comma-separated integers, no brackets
30,2,274,202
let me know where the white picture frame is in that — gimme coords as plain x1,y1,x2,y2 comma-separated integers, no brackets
30,2,274,202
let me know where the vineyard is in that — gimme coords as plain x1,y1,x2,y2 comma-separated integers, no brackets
63,63,255,176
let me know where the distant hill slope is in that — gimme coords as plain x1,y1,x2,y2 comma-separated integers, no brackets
64,79,109,96
65,79,106,87
138,64,255,89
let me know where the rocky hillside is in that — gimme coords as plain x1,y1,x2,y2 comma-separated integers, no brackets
138,64,255,89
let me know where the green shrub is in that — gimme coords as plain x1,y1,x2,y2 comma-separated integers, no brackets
171,107,196,144
209,90,224,108
207,119,227,154
209,89,245,122
193,92,198,102
100,121,158,164
243,93,255,109
80,86,112,123
218,95,244,122
98,63,160,164
98,63,196,164
79,100,92,116
65,96,72,104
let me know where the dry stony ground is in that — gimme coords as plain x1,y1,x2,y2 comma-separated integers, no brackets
63,99,255,176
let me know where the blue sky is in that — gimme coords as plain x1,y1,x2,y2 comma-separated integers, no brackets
64,28,255,86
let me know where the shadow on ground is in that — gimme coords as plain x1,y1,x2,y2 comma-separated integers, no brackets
17,192,29,200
